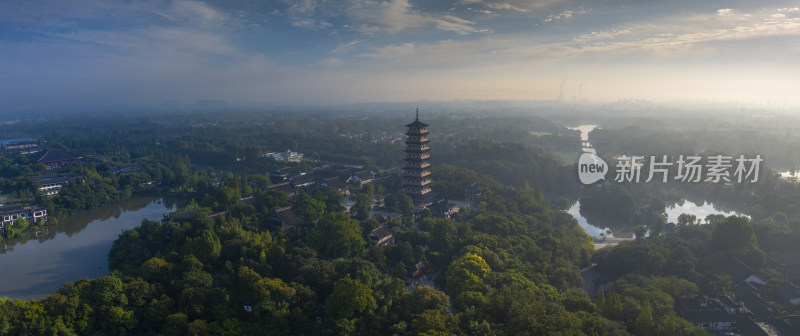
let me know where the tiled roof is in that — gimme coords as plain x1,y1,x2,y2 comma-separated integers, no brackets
371,225,392,241
31,149,81,163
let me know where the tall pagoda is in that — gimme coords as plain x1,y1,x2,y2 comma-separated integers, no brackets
403,108,432,204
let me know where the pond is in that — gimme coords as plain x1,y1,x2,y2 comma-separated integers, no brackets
568,200,746,238
0,196,176,300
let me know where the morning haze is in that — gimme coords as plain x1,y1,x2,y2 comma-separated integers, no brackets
2,1,800,335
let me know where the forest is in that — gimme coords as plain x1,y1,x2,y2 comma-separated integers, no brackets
1,108,799,335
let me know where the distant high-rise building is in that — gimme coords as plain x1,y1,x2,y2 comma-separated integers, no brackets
403,108,432,204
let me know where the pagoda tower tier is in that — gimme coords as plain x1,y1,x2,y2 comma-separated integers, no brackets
402,108,432,204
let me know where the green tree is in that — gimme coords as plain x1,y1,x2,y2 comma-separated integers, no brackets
634,225,647,239
351,193,371,221
397,192,414,215
712,216,757,250
190,230,222,262
216,186,241,211
294,194,325,221
677,213,697,226
384,194,397,210
446,252,491,295
633,301,655,336
14,216,30,231
309,212,365,258
325,278,376,320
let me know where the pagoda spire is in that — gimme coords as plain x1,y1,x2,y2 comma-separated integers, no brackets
415,106,419,121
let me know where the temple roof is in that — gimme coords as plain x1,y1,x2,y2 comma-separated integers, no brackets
31,148,81,163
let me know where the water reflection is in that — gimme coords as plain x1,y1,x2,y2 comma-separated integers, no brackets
0,196,176,300
665,200,744,224
569,199,745,239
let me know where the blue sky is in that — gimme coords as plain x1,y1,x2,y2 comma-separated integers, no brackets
2,0,800,112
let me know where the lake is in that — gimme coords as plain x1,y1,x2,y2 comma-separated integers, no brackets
0,196,176,300
568,200,745,238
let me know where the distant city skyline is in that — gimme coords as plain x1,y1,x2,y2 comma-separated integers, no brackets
2,0,800,112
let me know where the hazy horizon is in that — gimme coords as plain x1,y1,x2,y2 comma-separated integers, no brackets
3,0,800,112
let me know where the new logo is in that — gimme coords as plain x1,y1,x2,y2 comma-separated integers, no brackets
578,153,608,185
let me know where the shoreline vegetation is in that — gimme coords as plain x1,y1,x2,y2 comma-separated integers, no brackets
0,108,799,334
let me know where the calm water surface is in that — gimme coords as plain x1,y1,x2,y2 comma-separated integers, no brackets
0,196,175,300
568,200,745,238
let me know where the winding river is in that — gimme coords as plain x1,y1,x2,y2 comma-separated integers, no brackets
566,125,745,238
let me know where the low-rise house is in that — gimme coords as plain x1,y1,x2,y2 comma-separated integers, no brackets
30,173,83,195
266,149,304,162
734,282,778,320
271,167,306,183
783,315,800,333
767,253,800,281
676,296,711,315
170,210,201,222
776,281,800,306
409,261,436,279
735,316,774,336
320,177,349,196
712,295,746,314
30,148,82,170
771,317,800,335
290,174,317,188
370,225,394,246
464,183,484,201
0,205,47,228
0,138,40,154
266,182,297,198
110,164,144,176
683,310,736,331
429,199,457,219
348,170,375,186
169,209,226,223
1,138,38,150
718,257,765,284
272,206,303,234
240,196,259,207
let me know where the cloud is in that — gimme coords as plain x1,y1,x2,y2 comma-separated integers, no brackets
544,8,586,22
351,6,800,69
496,7,800,58
320,57,343,67
359,42,416,59
171,0,226,24
278,0,491,35
482,2,529,13
457,0,536,13
347,0,492,34
717,8,732,16
573,29,632,42
345,0,430,33
332,40,365,53
435,15,492,34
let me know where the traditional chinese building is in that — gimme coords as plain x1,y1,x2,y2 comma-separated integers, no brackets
30,148,82,170
403,108,432,205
